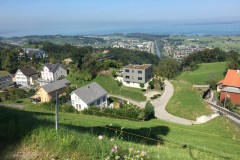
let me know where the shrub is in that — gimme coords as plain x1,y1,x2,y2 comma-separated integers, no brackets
150,94,161,100
82,103,145,121
144,101,155,120
59,104,76,113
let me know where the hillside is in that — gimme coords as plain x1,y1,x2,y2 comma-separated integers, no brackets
177,62,226,84
0,105,240,159
167,62,227,120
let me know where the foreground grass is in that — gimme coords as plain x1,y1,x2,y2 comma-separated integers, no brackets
166,81,212,120
67,73,146,101
1,106,240,159
177,62,226,84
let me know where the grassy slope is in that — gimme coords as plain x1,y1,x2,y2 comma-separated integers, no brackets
167,62,226,120
166,81,211,120
67,73,146,101
177,62,226,84
1,106,240,159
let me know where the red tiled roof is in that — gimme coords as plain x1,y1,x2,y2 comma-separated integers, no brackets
219,69,240,87
217,80,224,84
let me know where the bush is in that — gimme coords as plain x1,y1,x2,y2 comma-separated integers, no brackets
60,104,77,113
41,102,55,111
82,104,145,121
144,101,155,120
150,94,161,100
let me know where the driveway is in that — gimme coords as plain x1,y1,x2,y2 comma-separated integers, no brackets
108,94,146,108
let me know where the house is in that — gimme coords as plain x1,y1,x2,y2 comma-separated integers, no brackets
20,48,48,60
71,82,108,111
34,78,70,103
217,69,240,104
0,75,13,90
123,63,153,84
41,63,67,82
15,67,38,86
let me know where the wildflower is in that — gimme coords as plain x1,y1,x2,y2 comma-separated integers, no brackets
141,150,147,156
105,157,110,160
115,155,120,160
110,138,114,142
98,135,104,140
129,148,134,152
112,145,118,153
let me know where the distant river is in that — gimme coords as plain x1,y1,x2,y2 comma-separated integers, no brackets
1,22,240,37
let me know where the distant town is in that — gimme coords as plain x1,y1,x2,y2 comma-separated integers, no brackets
2,34,240,60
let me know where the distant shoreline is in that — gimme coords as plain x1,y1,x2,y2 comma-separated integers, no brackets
1,22,240,38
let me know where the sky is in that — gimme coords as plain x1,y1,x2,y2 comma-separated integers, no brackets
1,0,240,36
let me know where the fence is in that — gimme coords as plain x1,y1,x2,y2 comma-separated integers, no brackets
204,100,240,122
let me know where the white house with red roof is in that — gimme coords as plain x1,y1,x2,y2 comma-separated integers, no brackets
217,69,240,104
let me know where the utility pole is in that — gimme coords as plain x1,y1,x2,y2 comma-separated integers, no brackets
55,92,59,132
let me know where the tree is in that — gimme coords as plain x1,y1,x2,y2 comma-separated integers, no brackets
148,80,154,89
140,83,145,90
111,69,117,78
156,58,180,79
144,101,155,120
2,50,18,73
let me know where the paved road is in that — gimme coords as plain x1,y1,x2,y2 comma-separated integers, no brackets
151,80,195,125
108,94,146,108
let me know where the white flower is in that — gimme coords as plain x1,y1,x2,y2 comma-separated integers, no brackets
110,138,114,142
98,135,104,140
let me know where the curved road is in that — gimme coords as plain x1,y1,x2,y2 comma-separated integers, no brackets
152,80,194,125
109,80,203,125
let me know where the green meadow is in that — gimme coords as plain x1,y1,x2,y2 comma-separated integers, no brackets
0,106,240,159
167,62,226,120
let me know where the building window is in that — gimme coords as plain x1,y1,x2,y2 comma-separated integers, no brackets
138,70,142,74
103,96,106,102
132,70,134,73
125,69,129,72
77,104,81,110
97,99,101,105
138,77,142,80
126,76,130,79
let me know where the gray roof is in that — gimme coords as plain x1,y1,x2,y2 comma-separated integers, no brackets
222,86,240,94
19,67,36,77
0,75,12,83
72,82,108,104
41,78,70,93
45,63,66,73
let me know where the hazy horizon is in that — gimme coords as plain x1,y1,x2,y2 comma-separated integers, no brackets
1,0,240,37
